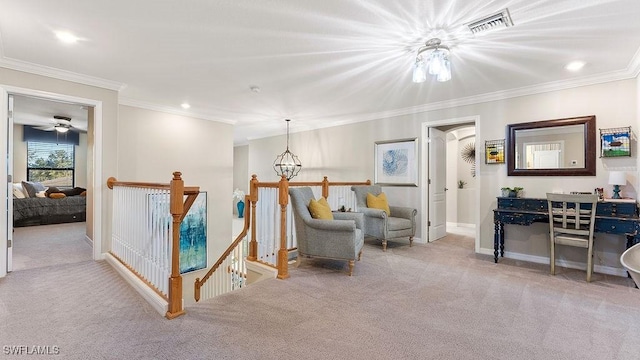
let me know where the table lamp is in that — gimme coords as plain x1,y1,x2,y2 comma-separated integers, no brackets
608,171,626,199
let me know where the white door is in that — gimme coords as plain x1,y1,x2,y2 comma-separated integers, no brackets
6,94,13,272
533,150,561,168
428,127,447,241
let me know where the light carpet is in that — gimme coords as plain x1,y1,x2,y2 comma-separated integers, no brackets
1,227,639,359
11,222,91,271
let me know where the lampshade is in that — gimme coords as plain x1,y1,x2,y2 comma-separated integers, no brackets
608,171,626,186
412,38,451,83
55,125,69,133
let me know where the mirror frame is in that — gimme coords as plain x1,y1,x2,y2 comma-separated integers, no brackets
507,115,596,176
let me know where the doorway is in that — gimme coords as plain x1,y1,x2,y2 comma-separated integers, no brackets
422,116,481,253
10,95,92,271
1,85,104,277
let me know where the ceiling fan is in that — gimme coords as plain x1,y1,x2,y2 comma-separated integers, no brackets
34,115,84,133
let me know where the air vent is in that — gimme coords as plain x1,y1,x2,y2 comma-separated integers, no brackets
466,8,513,35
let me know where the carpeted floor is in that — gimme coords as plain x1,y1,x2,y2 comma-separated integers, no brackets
1,226,640,359
11,222,91,271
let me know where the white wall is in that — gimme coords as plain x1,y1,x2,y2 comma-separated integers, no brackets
445,126,476,226
0,67,118,262
446,133,458,223
246,78,638,271
117,105,233,304
233,145,249,216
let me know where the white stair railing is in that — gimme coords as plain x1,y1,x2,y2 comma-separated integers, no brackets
111,186,172,296
108,172,199,319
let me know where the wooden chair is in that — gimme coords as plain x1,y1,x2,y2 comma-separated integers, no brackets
546,193,598,282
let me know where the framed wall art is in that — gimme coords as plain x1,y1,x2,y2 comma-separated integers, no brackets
179,191,207,274
600,127,631,157
374,138,418,186
485,139,505,164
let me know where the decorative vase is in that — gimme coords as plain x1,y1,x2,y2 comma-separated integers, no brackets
237,200,245,218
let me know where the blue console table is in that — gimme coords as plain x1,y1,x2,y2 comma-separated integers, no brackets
493,197,640,263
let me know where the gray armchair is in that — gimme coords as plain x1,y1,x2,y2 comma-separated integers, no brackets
289,187,364,276
351,185,417,251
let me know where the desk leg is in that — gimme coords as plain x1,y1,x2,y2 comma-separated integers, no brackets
499,221,505,258
625,233,639,288
494,221,499,263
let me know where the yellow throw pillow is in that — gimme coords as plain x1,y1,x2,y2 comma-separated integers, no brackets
367,192,391,216
49,193,66,199
308,197,333,220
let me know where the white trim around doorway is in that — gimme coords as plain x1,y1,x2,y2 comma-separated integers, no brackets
0,85,103,278
421,115,481,253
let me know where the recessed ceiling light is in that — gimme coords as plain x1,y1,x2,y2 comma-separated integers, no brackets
565,61,585,72
181,103,191,109
55,31,80,44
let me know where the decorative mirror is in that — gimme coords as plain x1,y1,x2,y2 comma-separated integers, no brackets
507,115,596,176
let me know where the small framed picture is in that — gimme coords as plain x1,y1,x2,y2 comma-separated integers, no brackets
600,127,631,157
485,139,505,164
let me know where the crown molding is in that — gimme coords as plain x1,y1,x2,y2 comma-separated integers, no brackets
119,97,237,125
323,68,638,127
243,65,638,144
0,55,126,91
627,45,640,78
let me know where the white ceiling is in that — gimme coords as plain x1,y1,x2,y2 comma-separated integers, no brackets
1,0,640,144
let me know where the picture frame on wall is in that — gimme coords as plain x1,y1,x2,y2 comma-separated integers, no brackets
374,138,418,186
600,127,631,157
180,191,207,274
485,139,505,164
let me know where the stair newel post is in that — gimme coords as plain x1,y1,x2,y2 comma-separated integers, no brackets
277,175,290,279
247,174,259,262
166,171,185,319
322,176,329,199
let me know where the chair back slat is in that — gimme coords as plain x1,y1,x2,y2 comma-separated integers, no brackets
546,193,599,281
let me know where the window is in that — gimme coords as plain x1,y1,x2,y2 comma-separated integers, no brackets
27,141,75,187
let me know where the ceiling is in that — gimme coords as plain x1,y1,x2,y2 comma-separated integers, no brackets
1,0,640,144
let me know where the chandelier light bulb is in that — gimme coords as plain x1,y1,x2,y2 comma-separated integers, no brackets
412,38,452,83
412,58,427,83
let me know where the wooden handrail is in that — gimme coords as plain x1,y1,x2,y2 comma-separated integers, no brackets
107,177,199,194
194,195,251,302
193,175,371,302
247,174,371,279
107,171,199,319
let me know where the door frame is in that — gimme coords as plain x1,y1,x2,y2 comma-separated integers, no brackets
0,85,103,277
421,115,481,252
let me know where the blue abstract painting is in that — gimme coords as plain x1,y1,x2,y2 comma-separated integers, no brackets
382,149,409,176
180,192,207,274
375,138,418,186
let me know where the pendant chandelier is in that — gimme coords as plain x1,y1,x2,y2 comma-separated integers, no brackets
273,119,301,180
412,38,451,83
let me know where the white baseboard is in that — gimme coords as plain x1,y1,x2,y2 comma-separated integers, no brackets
477,248,627,277
412,237,425,244
447,222,476,229
105,253,168,317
